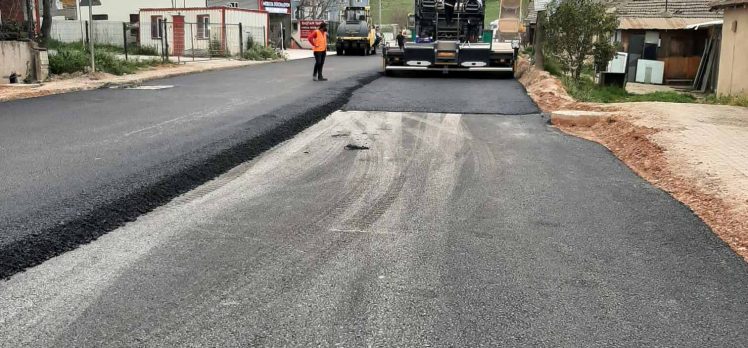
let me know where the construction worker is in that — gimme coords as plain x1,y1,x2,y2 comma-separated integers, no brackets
307,22,328,81
373,26,382,51
396,30,406,50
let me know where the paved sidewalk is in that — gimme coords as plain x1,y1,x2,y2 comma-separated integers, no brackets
621,102,748,213
0,49,331,103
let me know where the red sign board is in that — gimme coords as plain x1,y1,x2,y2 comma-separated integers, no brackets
300,20,325,39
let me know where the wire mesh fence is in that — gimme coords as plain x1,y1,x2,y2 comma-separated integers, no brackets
48,19,268,62
50,20,126,47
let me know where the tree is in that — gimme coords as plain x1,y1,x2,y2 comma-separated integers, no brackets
543,0,619,80
41,0,53,45
297,0,340,20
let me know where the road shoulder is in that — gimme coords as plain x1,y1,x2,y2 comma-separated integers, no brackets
515,59,748,261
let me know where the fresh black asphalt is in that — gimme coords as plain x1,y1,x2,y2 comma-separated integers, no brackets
345,73,538,115
2,107,746,346
0,55,381,278
0,58,746,346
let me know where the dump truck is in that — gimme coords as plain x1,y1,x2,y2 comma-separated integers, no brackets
336,6,378,55
382,0,521,74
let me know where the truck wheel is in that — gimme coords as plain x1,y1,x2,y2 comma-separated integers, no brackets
336,48,343,55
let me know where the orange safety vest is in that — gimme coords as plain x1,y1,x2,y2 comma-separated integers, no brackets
309,29,327,52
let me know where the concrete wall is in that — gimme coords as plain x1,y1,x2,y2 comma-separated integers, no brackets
0,41,33,82
717,7,748,96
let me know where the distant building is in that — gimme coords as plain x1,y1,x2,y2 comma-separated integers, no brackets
614,0,724,84
140,7,268,56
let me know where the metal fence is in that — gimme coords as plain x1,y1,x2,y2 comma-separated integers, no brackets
49,19,267,62
50,20,127,47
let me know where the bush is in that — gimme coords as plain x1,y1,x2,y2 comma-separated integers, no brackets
50,47,162,76
210,40,228,57
128,44,160,56
246,36,256,50
543,56,563,77
95,50,136,75
49,49,89,74
242,45,285,61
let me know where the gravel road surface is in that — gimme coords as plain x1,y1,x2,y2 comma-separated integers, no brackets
2,71,747,345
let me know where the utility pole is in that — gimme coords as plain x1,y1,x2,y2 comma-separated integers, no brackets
379,0,382,26
88,0,95,72
77,0,84,44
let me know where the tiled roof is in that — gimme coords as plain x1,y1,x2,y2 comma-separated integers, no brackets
619,17,721,29
710,0,748,9
616,0,723,19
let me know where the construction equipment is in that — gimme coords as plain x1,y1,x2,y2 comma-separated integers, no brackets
382,0,521,74
335,6,378,55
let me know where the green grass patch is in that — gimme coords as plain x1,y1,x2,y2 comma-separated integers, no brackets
127,44,160,56
702,94,748,107
561,76,696,104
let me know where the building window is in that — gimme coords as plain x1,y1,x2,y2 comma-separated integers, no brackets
92,14,108,20
197,15,210,39
151,16,163,39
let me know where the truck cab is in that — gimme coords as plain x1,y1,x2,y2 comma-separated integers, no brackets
383,0,520,74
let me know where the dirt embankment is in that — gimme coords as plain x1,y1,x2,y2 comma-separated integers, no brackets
515,58,748,262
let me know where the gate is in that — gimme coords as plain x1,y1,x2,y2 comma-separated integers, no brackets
172,16,185,56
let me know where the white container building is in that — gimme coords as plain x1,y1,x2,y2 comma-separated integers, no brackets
139,7,269,57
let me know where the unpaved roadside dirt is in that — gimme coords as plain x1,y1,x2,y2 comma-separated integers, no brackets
516,59,748,262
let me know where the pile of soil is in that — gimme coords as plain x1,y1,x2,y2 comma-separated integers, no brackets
515,58,575,112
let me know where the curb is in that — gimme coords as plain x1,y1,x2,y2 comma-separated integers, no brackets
0,59,278,103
